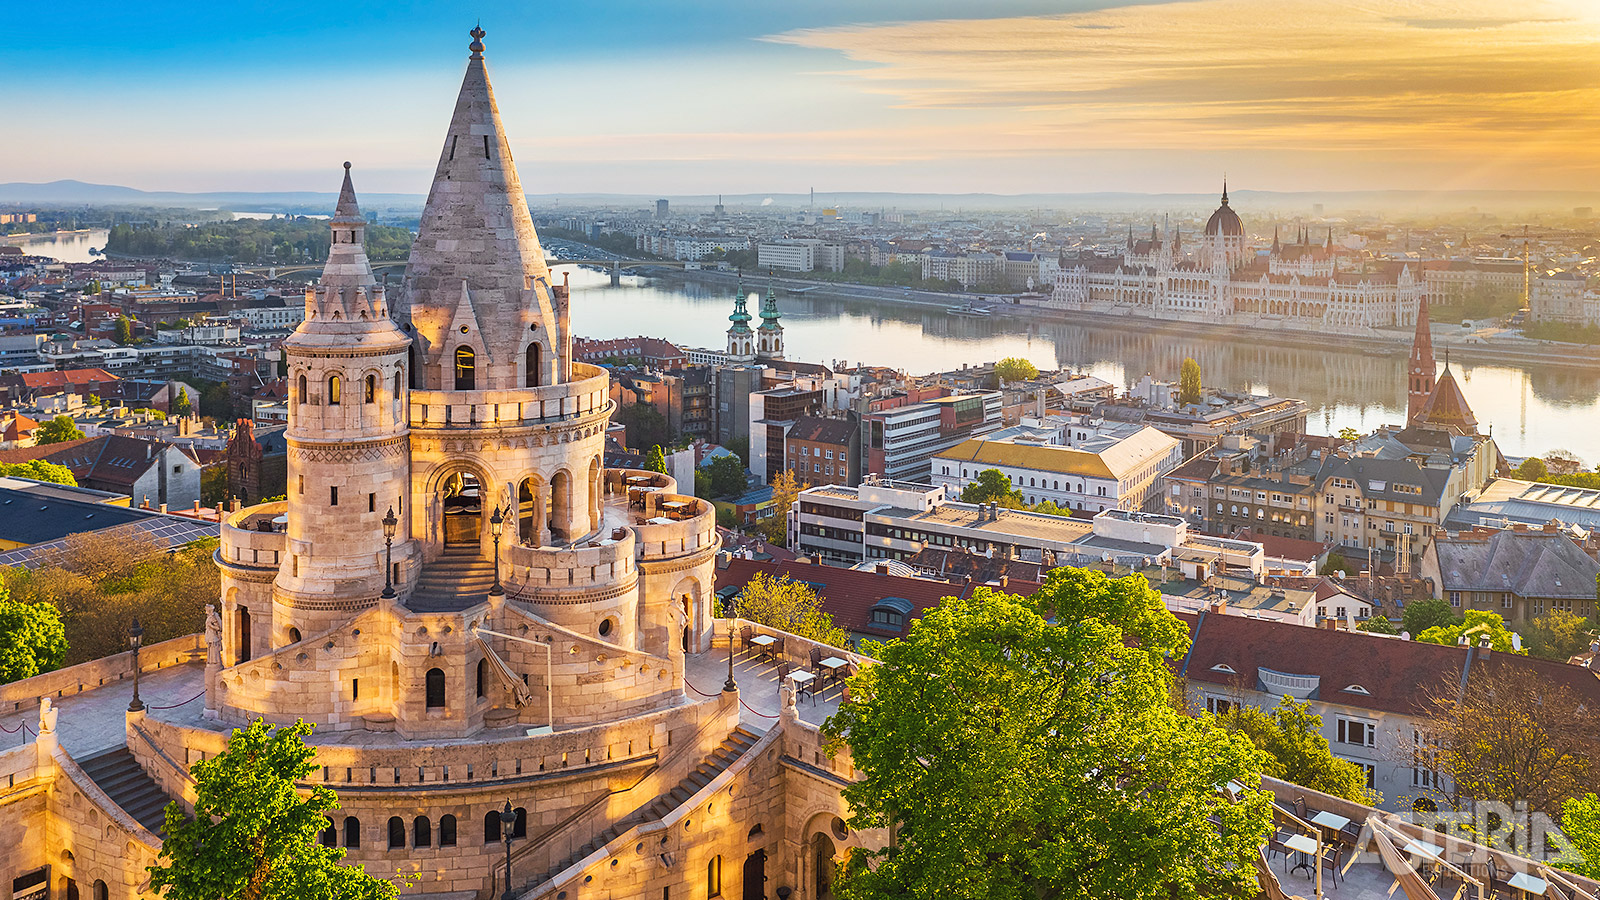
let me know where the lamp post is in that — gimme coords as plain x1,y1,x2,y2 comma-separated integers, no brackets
381,506,398,599
128,618,145,712
499,801,517,900
723,597,738,693
489,505,505,597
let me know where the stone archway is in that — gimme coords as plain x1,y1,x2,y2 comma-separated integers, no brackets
517,475,549,547
440,470,484,546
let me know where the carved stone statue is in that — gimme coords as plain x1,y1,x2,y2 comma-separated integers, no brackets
205,603,223,667
38,697,56,735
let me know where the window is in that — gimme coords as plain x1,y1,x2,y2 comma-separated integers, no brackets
483,810,502,843
477,658,487,698
298,475,304,495
439,814,457,847
425,668,445,708
1337,718,1375,748
368,492,376,512
1205,696,1233,715
708,855,723,897
328,375,341,405
320,819,337,847
869,608,903,628
1412,730,1438,788
513,807,527,838
454,346,476,391
1448,591,1461,608
395,371,402,398
526,342,541,388
364,374,376,403
297,374,307,403
1502,593,1513,609
330,486,339,506
387,816,405,849
414,817,431,849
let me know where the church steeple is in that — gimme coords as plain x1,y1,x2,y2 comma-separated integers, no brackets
1406,294,1436,423
396,25,563,392
1272,225,1281,254
726,280,754,363
756,279,784,361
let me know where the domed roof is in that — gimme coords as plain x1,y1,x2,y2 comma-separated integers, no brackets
1204,182,1244,238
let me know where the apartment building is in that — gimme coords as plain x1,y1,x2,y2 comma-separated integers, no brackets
1529,271,1589,325
757,239,844,273
1163,433,1342,542
1419,523,1600,624
783,415,859,487
748,386,824,484
861,391,1002,483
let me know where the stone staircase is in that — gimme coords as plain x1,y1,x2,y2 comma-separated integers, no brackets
407,546,497,612
78,746,179,837
522,727,765,892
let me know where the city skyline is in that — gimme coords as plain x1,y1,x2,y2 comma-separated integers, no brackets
10,0,1600,196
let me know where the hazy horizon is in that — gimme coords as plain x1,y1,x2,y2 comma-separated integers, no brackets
11,0,1600,197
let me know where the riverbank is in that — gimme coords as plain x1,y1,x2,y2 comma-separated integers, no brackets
649,267,1600,371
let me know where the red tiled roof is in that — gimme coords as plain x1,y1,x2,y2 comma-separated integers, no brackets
1227,528,1331,563
15,368,119,390
0,434,166,489
716,557,987,638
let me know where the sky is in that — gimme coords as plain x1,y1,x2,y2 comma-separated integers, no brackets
7,0,1600,196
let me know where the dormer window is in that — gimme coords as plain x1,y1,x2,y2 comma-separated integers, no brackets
1209,663,1237,675
1343,684,1371,695
868,597,914,630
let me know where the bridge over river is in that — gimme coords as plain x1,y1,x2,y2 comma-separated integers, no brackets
237,258,689,285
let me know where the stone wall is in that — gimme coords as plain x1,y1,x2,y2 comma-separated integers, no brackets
0,633,203,716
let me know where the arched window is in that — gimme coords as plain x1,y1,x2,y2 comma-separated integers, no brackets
394,370,402,400
387,816,405,849
512,807,527,839
439,814,457,847
483,810,502,844
344,815,361,848
476,658,487,698
425,668,445,708
454,346,476,391
526,343,541,388
288,628,301,644
92,882,108,900
319,819,337,847
708,855,722,897
364,374,376,403
297,374,307,404
414,816,431,849
328,375,342,405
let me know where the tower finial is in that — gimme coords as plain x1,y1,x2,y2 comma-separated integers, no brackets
1221,176,1229,205
469,24,487,59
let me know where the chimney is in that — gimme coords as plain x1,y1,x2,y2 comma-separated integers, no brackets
159,503,167,515
999,575,1009,589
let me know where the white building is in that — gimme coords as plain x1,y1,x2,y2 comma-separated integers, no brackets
863,392,1003,483
234,305,307,330
758,239,844,273
923,251,1001,288
931,417,1183,513
637,233,751,261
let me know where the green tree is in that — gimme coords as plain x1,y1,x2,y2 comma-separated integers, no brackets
1318,551,1349,576
173,387,193,418
148,719,399,900
1561,794,1600,879
0,587,68,683
696,455,748,499
86,393,102,407
1357,615,1399,635
827,571,1272,900
993,356,1039,385
113,315,134,345
960,468,1023,505
734,572,850,647
757,468,803,546
1416,609,1523,653
1514,457,1549,481
0,460,78,485
201,465,229,506
34,415,85,445
1337,427,1361,442
1401,597,1460,636
1178,357,1203,406
1523,611,1596,662
1214,698,1373,803
197,379,234,421
726,436,751,469
643,444,667,474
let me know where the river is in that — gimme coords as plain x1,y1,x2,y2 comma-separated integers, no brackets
557,265,1600,465
4,229,109,264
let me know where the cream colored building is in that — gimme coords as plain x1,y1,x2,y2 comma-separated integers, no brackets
0,28,873,900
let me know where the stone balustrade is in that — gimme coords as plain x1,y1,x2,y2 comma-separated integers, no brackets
507,534,636,596
631,494,717,562
218,500,289,571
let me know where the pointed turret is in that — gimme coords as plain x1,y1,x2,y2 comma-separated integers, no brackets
1406,293,1436,423
756,279,784,361
289,163,407,341
397,25,562,392
726,280,754,363
1272,225,1281,254
1415,351,1479,436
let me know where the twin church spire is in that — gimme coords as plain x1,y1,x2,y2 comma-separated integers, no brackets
726,278,783,363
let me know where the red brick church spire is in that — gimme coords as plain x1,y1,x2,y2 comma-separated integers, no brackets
1406,295,1436,423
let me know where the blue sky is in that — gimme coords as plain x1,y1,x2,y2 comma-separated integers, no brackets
9,1,1600,195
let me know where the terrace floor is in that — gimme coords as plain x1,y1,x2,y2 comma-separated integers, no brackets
0,662,205,757
684,644,842,731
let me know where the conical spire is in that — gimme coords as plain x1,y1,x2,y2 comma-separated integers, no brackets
397,25,561,391
332,161,361,224
1221,177,1230,206
1271,225,1280,254
287,163,406,340
759,279,781,327
1406,293,1436,424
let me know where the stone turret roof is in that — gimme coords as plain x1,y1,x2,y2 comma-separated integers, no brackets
1415,365,1478,436
284,164,407,350
396,26,557,388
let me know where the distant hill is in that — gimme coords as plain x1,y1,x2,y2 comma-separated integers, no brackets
4,179,1599,217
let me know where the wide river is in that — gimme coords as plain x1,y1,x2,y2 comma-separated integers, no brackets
557,266,1600,466
7,235,1592,463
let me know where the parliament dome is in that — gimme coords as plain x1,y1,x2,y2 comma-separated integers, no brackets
1204,183,1244,237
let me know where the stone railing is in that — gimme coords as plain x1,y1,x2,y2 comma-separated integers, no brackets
409,363,611,431
711,617,872,680
218,500,287,571
507,534,636,596
632,494,717,562
0,633,204,715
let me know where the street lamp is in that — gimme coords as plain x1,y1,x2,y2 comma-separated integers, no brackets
723,597,738,693
499,801,517,900
128,618,146,712
489,505,505,597
381,506,398,599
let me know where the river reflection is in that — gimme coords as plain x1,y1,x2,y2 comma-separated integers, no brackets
4,229,109,264
560,265,1600,464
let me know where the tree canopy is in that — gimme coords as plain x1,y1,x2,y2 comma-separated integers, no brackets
1415,609,1524,654
1214,698,1372,803
643,445,667,474
993,357,1039,385
961,468,1023,506
1179,357,1203,406
148,719,399,900
1561,794,1600,879
734,572,850,648
1513,458,1548,481
113,315,134,345
0,460,77,485
1401,597,1460,636
826,569,1272,900
35,415,85,445
1523,611,1596,663
173,387,193,418
0,583,67,683
695,454,748,500
615,402,673,454
756,469,803,546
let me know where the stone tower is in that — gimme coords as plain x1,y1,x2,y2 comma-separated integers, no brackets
272,164,414,648
756,279,784,361
726,281,755,363
395,26,566,393
1406,294,1436,424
